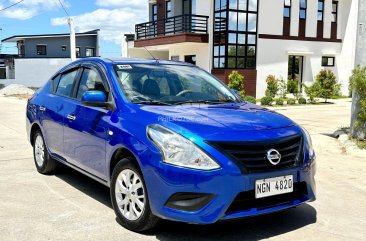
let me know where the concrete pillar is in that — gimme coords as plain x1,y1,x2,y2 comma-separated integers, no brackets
290,0,300,36
351,0,365,139
323,0,332,38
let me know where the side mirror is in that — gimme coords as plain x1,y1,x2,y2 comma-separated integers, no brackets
81,91,114,110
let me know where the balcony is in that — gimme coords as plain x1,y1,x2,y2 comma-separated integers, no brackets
134,14,209,47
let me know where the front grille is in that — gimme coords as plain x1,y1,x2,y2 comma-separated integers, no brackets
225,182,308,215
208,134,303,173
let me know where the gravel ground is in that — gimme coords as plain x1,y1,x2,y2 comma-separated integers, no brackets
0,84,34,96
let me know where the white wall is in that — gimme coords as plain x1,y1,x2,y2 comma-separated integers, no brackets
14,58,71,87
168,43,210,70
127,48,169,60
337,0,358,94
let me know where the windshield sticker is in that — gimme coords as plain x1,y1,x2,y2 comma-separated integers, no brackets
117,65,132,70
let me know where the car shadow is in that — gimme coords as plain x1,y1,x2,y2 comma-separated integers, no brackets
151,205,317,241
55,164,112,208
55,164,317,240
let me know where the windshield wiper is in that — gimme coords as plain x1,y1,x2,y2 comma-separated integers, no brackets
174,100,235,105
134,100,173,106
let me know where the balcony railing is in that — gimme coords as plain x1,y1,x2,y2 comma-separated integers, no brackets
135,14,209,40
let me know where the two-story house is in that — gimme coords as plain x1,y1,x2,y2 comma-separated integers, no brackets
1,29,100,87
126,0,358,97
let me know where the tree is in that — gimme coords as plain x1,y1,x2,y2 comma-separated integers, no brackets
228,71,245,97
314,69,338,102
265,75,278,98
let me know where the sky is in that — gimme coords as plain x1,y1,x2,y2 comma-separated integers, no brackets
0,0,148,57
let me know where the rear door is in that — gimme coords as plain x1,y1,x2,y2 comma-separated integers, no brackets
63,64,112,180
40,68,80,157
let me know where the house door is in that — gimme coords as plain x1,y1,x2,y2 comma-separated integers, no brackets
183,0,196,14
288,55,304,90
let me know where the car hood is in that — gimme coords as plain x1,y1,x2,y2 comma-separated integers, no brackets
135,102,295,138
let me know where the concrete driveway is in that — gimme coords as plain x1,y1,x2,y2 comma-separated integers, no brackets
0,97,365,241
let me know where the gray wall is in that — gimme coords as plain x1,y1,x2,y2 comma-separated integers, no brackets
23,35,98,58
14,58,72,87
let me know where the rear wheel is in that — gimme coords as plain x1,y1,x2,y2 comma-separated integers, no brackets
110,158,160,232
33,130,57,174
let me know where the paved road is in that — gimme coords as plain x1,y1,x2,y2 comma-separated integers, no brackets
0,97,365,241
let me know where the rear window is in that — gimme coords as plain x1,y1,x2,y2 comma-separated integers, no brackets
55,69,78,97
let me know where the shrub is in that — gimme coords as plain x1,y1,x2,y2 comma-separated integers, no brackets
349,65,366,136
298,97,307,104
275,98,284,105
303,83,320,103
228,71,245,97
334,83,342,97
287,79,299,95
278,78,287,98
287,98,296,105
244,95,256,104
314,69,339,102
261,96,273,106
265,75,279,98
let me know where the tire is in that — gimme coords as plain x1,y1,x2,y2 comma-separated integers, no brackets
33,130,57,174
110,158,160,232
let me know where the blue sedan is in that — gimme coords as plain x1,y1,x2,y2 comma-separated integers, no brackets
26,58,316,232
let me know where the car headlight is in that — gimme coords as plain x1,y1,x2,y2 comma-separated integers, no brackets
302,127,315,160
147,124,220,170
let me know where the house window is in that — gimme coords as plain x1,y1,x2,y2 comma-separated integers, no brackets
284,0,291,18
184,55,196,65
86,48,95,57
322,56,335,67
213,0,258,69
332,1,338,23
171,56,180,61
317,0,324,21
61,46,67,51
152,4,157,21
166,0,172,18
36,45,47,55
299,0,307,19
76,47,80,57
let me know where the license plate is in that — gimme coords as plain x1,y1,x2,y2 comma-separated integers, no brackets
255,175,293,199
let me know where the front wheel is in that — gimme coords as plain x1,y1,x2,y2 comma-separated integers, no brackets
110,158,160,232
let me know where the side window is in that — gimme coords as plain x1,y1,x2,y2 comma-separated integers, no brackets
76,68,107,100
56,69,79,97
52,75,61,93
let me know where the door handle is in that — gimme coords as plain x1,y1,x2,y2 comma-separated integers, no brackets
67,114,76,121
39,106,46,112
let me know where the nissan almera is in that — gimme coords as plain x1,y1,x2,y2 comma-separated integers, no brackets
26,58,316,232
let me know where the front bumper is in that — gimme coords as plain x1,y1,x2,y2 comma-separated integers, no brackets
143,160,316,224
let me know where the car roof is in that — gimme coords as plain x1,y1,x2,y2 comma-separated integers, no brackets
54,57,196,80
73,57,195,67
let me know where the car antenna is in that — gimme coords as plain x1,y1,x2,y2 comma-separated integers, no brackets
143,47,158,61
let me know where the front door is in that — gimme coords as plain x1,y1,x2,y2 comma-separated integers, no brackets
288,55,304,91
63,65,110,180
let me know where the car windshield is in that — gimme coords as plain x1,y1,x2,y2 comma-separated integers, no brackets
113,63,240,105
